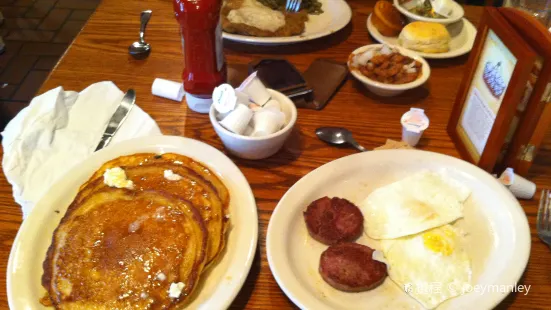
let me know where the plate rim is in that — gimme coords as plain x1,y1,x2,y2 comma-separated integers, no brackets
222,0,352,45
366,14,477,59
7,135,258,310
266,149,531,310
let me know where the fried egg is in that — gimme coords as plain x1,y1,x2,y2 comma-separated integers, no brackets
382,225,472,309
361,170,471,239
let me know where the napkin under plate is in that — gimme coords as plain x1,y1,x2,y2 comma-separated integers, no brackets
1,81,162,218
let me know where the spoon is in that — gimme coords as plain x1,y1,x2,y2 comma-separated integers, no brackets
129,10,152,59
315,127,368,152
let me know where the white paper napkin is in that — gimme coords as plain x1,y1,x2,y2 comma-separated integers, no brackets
1,81,162,218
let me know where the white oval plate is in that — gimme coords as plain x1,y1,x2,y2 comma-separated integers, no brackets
223,0,352,45
367,14,477,59
7,136,258,310
267,150,530,310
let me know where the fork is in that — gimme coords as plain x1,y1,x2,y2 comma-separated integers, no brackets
285,0,302,13
537,189,551,246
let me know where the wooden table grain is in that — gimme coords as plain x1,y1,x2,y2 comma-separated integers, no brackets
1,0,550,309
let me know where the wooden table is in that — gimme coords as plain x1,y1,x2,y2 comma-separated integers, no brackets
1,0,550,308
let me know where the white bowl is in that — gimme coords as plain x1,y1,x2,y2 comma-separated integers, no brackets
394,0,464,25
348,44,431,97
209,89,298,160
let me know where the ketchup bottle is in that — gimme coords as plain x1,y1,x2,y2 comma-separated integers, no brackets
174,0,227,113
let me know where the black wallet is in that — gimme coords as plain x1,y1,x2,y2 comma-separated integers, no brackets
248,58,347,110
249,59,313,99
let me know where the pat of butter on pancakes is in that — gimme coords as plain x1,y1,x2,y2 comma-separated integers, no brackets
361,170,471,240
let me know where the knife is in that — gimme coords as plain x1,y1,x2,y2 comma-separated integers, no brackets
95,89,136,151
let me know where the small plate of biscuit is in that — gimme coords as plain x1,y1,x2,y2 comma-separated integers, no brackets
367,0,477,59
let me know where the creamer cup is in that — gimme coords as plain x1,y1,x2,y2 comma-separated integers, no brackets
262,107,285,127
151,78,185,101
219,104,253,135
260,100,284,126
263,99,281,110
235,90,250,104
401,108,429,147
251,109,282,137
243,125,254,136
499,167,536,200
238,71,271,105
216,109,232,121
212,84,238,114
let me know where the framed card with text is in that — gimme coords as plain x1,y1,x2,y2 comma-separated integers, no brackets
448,7,537,173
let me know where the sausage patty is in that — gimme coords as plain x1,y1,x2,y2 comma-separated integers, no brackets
319,243,387,292
303,197,363,245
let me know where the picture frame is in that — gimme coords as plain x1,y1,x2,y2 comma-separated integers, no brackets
447,7,537,172
498,7,551,176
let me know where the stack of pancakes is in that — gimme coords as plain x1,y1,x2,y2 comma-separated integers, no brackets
41,153,230,309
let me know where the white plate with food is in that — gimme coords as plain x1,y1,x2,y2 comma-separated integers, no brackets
7,135,258,309
367,13,476,59
267,150,530,310
222,0,352,45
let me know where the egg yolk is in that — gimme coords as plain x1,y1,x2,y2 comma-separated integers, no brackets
422,230,454,256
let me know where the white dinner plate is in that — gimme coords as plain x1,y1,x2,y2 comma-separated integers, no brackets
367,14,477,59
223,0,352,45
7,136,258,310
267,150,530,310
